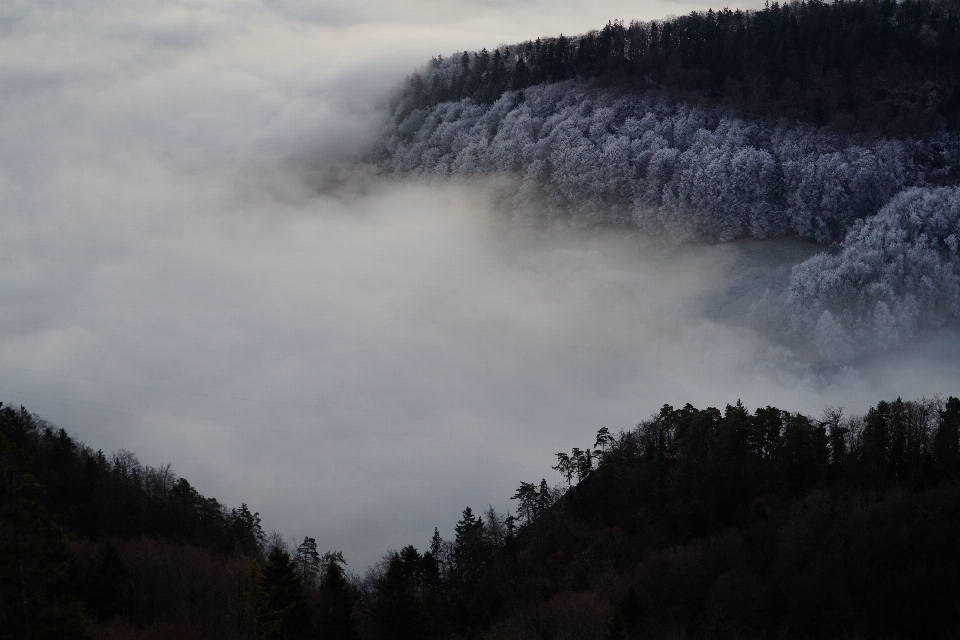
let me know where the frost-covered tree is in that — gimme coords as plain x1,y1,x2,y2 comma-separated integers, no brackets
787,186,960,351
374,80,919,244
374,39,960,357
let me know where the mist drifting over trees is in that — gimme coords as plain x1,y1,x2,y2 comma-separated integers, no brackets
373,0,960,359
6,0,960,637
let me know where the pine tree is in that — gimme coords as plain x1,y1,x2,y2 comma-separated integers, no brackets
248,546,310,640
453,507,489,579
231,504,265,556
372,553,425,640
934,397,960,480
0,434,88,639
317,554,358,640
294,537,320,588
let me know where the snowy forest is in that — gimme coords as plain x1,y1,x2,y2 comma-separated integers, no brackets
372,0,960,358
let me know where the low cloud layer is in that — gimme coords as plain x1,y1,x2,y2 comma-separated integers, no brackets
2,0,958,568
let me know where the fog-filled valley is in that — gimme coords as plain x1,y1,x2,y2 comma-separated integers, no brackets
4,0,960,607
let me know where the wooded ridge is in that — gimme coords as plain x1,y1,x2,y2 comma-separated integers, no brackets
373,1,960,359
393,0,960,136
4,395,960,638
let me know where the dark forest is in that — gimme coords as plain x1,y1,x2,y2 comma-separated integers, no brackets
398,0,960,136
5,396,960,638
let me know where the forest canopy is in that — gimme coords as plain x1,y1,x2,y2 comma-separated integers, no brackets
394,0,960,136
373,0,960,356
4,396,960,638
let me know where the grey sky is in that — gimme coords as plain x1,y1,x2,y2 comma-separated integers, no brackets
2,0,958,569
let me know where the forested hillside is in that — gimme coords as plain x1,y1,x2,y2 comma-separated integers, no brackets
364,396,960,639
0,405,264,555
392,0,960,135
0,403,265,638
782,186,960,355
378,81,918,243
5,396,960,638
373,0,960,355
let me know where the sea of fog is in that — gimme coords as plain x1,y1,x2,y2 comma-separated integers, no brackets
2,0,958,568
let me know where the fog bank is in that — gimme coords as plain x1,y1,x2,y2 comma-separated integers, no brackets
2,0,957,568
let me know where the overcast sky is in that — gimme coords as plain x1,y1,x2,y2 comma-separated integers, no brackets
3,0,959,569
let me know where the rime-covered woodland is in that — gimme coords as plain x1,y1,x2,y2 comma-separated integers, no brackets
6,396,960,638
379,82,918,244
784,186,960,353
373,0,960,355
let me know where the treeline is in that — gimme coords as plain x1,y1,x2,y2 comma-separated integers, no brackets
0,404,264,555
232,395,960,639
6,396,960,638
380,71,960,352
356,396,960,639
0,403,270,638
397,0,960,136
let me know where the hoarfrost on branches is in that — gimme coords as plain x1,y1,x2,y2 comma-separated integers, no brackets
372,69,960,356
374,80,919,244
786,186,960,351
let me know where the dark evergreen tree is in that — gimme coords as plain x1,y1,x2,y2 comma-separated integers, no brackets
861,400,892,487
248,546,311,640
85,540,129,621
317,555,359,640
934,396,960,479
602,608,627,640
453,507,489,580
0,434,88,639
295,536,320,588
231,503,265,556
372,553,425,640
